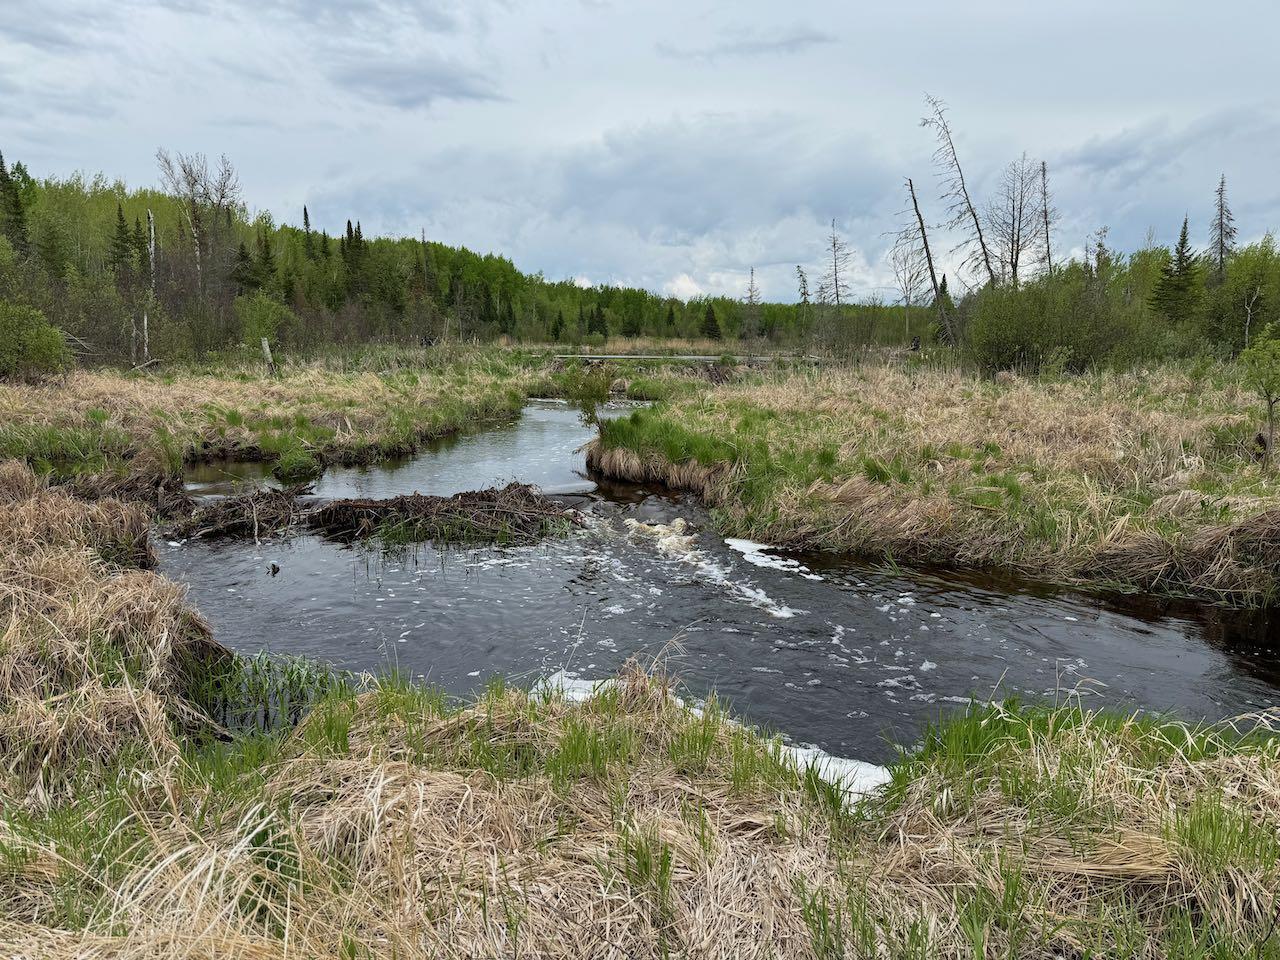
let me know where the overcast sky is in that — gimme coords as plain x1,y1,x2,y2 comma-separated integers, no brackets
4,0,1279,301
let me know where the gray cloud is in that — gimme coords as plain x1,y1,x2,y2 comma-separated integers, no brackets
657,26,834,62
7,0,1280,301
328,55,502,110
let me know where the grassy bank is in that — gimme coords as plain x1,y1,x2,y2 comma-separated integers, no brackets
591,360,1280,606
2,459,1279,957
0,347,703,494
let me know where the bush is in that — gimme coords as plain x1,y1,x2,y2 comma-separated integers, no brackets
235,293,299,349
0,300,70,381
965,264,1132,374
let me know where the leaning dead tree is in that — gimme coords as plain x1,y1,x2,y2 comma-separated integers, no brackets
903,177,952,344
921,95,996,287
985,153,1041,289
156,149,241,301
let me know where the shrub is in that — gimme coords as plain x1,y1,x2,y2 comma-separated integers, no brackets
0,300,70,381
235,292,299,349
965,264,1131,374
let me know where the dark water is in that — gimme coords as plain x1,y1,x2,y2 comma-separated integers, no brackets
163,402,1280,764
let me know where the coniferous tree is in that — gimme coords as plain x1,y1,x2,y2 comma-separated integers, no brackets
701,302,720,340
1209,175,1237,286
933,275,955,316
665,303,676,333
0,150,29,254
587,303,608,339
303,205,314,259
232,241,258,293
109,203,134,278
550,309,565,341
1153,216,1199,323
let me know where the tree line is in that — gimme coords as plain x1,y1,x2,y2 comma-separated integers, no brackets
0,147,918,366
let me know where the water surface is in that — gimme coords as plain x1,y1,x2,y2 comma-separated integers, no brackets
165,402,1280,763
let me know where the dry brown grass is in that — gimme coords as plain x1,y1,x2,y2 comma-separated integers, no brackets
0,354,537,482
593,362,1280,603
0,462,223,807
2,668,1277,958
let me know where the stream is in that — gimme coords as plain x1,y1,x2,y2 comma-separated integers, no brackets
162,401,1280,765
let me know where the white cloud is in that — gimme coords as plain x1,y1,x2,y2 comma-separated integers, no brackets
663,273,703,299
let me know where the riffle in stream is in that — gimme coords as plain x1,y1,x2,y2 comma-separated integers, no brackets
163,401,1280,767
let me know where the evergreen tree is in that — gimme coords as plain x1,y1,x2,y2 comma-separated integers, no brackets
1152,216,1199,323
109,203,134,278
0,150,29,255
501,297,515,336
933,275,955,316
587,303,608,339
701,302,720,340
665,303,676,333
303,205,314,259
1209,175,1237,285
232,241,258,293
550,309,565,341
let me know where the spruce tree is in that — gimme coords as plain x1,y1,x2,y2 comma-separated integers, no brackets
701,303,720,340
0,150,29,254
588,304,608,339
1209,175,1236,285
109,204,134,278
1153,217,1198,323
303,205,314,259
665,303,676,333
934,274,955,315
232,241,257,292
550,309,565,341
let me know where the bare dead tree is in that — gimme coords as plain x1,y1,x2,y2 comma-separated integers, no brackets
156,149,242,301
820,219,853,308
921,94,996,287
1039,160,1057,275
889,233,930,342
986,153,1041,289
905,177,951,344
143,209,155,363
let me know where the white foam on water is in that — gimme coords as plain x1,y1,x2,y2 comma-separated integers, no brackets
624,519,801,618
537,671,890,799
724,538,824,581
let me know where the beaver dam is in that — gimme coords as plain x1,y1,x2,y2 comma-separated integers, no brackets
161,400,1280,764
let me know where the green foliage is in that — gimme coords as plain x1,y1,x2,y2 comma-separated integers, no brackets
964,263,1130,373
0,299,70,381
235,292,299,348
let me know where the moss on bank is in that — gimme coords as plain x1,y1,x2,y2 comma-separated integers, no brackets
591,362,1280,606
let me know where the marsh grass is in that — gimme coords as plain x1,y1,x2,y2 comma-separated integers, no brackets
6,410,1280,956
591,361,1280,604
